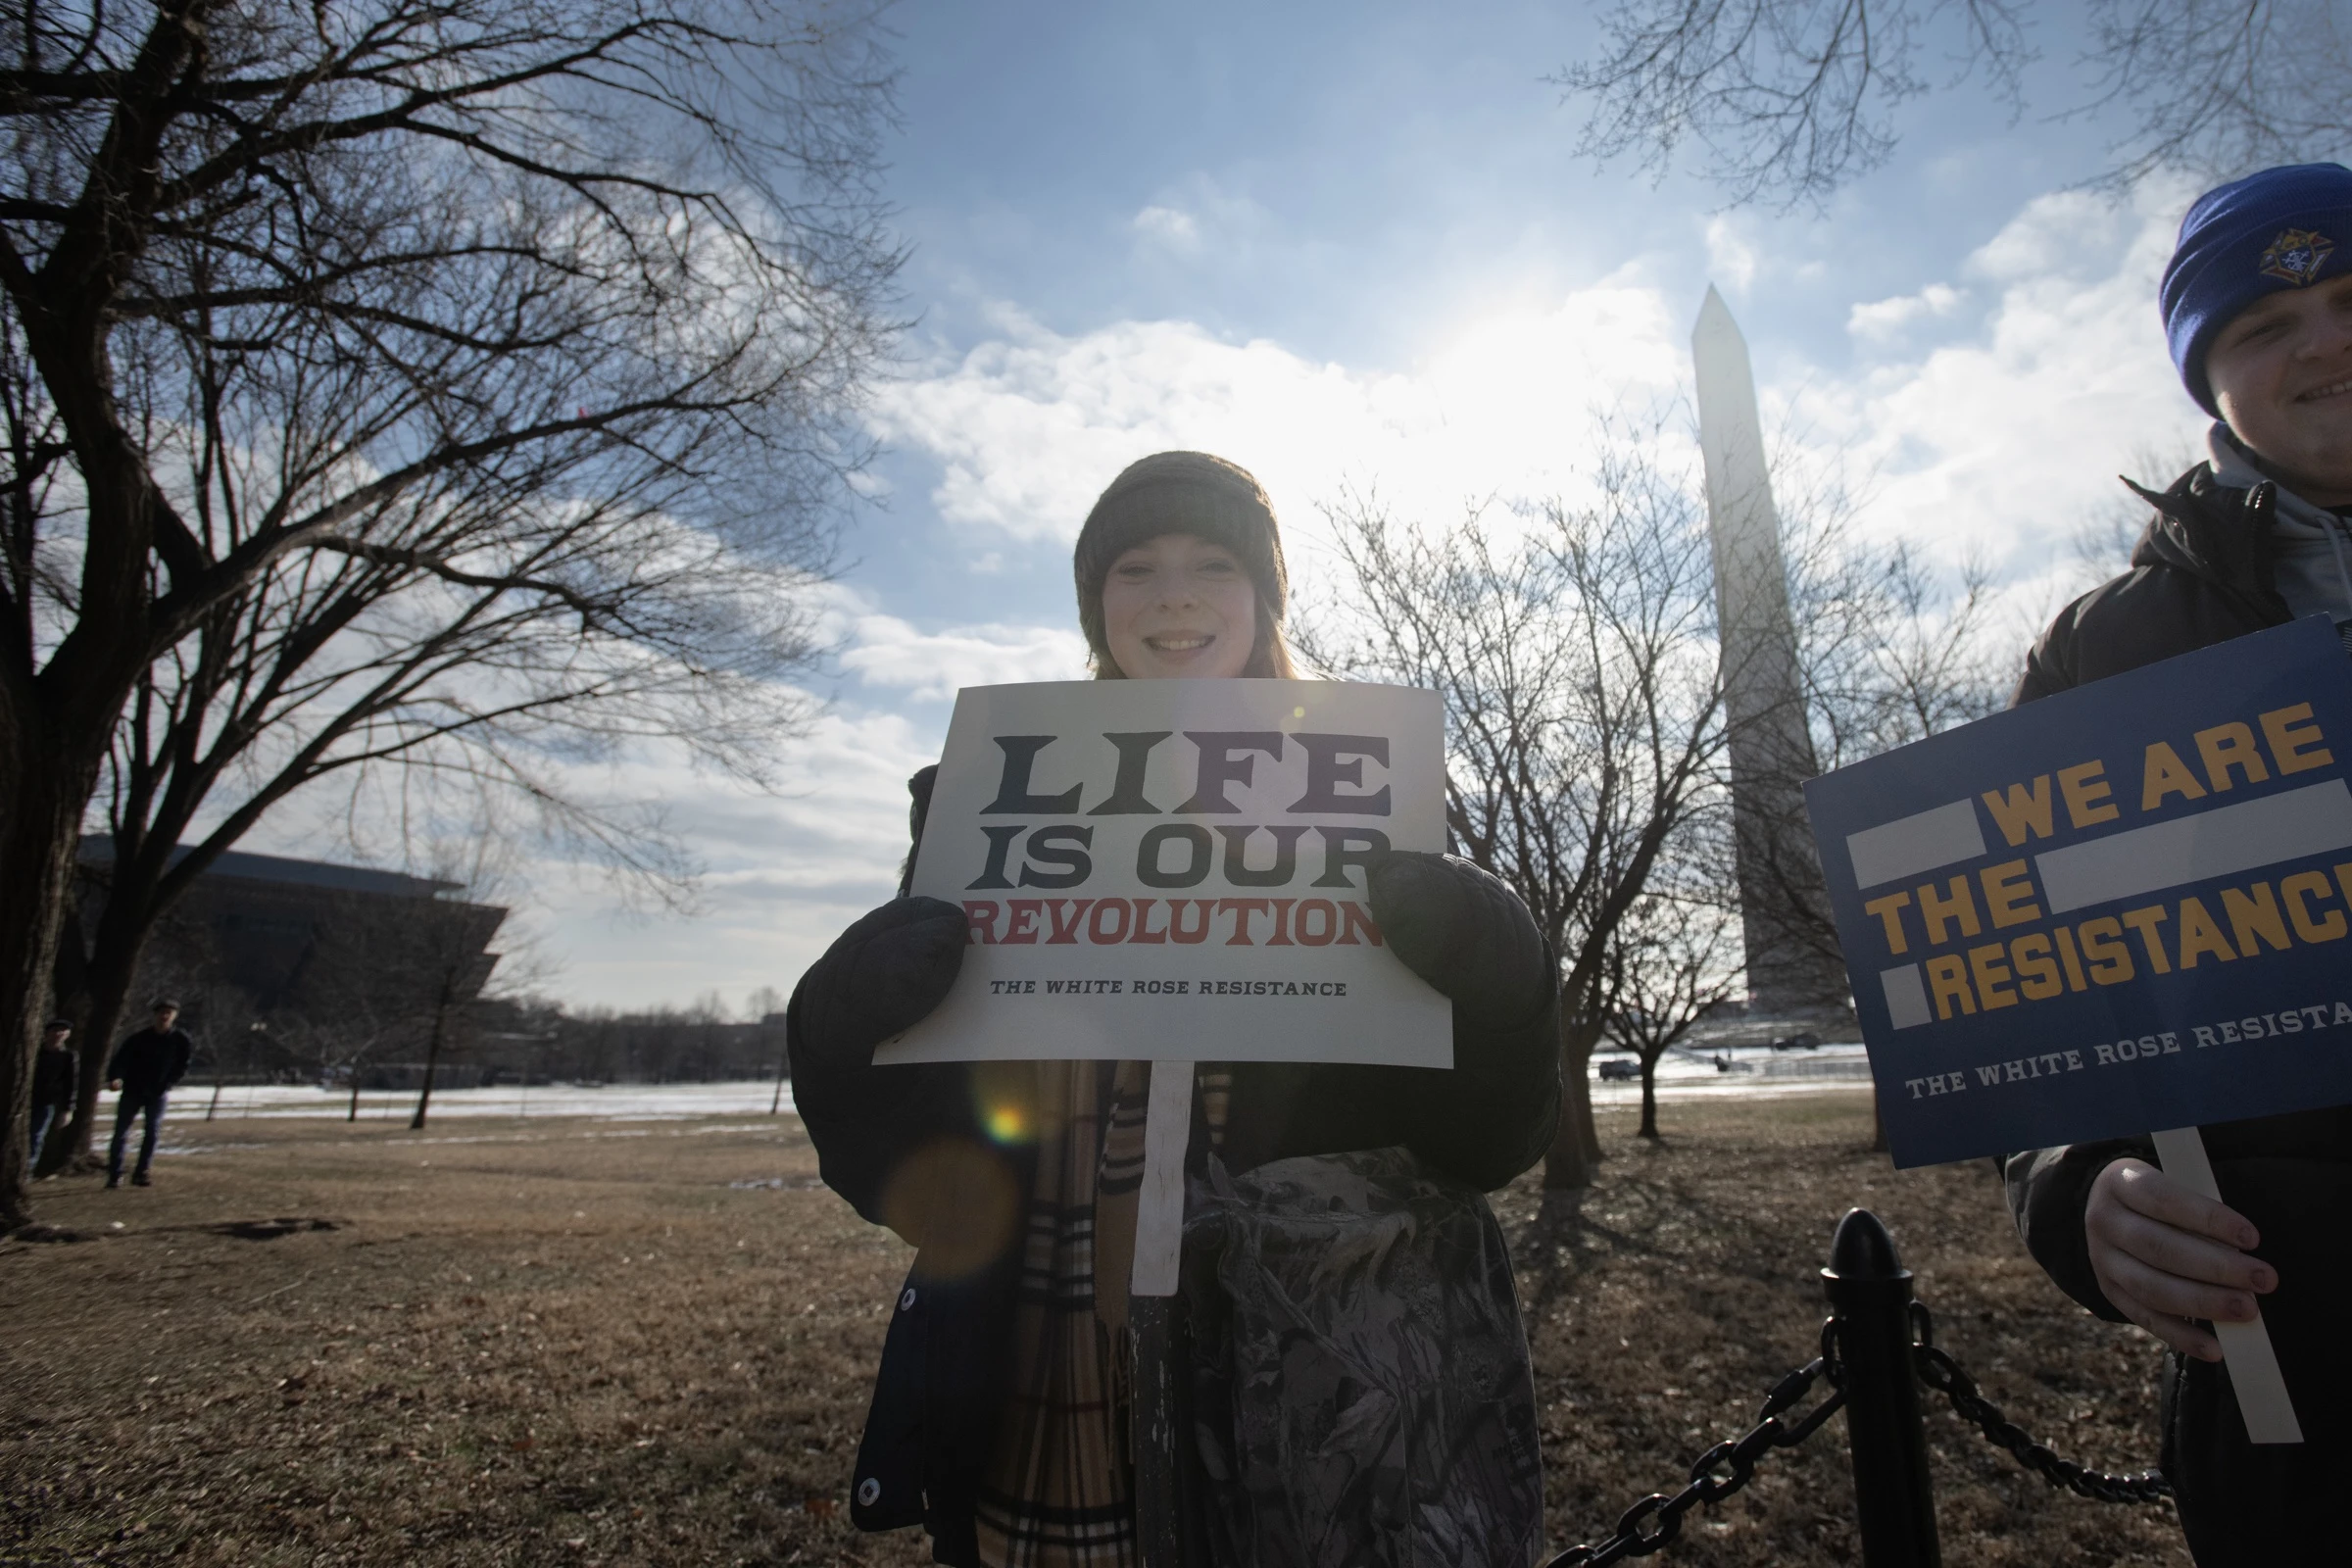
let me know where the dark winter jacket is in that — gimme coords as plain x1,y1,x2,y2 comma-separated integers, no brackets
792,767,1562,1566
106,1026,193,1100
31,1044,75,1109
2002,463,2352,1563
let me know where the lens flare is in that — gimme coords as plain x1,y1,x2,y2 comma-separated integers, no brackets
969,1060,1050,1146
877,1139,1018,1279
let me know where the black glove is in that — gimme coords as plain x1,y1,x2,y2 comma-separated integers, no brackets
787,897,968,1073
1365,851,1551,1031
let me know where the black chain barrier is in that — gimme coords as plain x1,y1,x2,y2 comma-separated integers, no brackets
1542,1331,1847,1567
1909,1302,2173,1504
1540,1211,2172,1568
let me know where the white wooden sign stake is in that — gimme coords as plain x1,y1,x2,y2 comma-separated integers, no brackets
2150,1126,2303,1444
1130,1060,1195,1298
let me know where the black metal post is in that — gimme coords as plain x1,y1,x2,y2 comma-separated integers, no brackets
1822,1207,1939,1568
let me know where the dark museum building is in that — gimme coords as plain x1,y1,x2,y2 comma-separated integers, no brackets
74,838,508,1083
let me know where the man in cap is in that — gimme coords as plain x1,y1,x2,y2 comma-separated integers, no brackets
105,999,194,1189
2004,162,2352,1564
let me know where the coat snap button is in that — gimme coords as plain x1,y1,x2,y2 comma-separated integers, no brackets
899,1287,917,1311
857,1477,881,1507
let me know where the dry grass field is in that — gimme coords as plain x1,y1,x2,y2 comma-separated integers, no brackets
0,1093,2190,1566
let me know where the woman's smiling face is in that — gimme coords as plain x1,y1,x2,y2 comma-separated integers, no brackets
1101,532,1258,679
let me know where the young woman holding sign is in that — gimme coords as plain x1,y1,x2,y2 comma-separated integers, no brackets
787,451,1562,1567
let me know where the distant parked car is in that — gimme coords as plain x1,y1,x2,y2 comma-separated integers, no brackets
1769,1032,1822,1052
1596,1057,1640,1081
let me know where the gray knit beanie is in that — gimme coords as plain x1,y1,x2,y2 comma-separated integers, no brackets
1072,452,1289,673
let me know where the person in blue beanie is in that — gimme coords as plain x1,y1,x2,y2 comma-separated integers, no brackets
2004,162,2352,1567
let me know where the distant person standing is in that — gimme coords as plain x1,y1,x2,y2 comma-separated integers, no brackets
27,1018,74,1176
106,1000,192,1189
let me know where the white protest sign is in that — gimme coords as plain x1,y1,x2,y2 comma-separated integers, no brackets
875,678,1452,1067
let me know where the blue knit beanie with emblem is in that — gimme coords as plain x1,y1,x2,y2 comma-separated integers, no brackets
2161,162,2352,416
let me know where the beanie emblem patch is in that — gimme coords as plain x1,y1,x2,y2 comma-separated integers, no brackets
2259,226,2333,286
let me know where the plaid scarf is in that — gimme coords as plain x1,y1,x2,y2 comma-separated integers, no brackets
972,1060,1229,1568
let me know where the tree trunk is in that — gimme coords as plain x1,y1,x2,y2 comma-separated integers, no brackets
1573,1026,1603,1166
0,775,99,1230
348,1072,362,1122
410,969,458,1131
35,891,93,1176
1543,1007,1605,1189
1639,1059,1660,1140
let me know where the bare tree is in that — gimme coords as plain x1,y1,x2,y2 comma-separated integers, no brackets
532,997,769,1082
1555,0,2349,209
748,982,790,1111
259,854,510,1126
0,0,902,1226
2083,0,2352,192
1308,416,2017,1184
1711,507,2007,1158
1597,885,1741,1141
1745,512,2012,1150
1304,430,1728,1190
45,361,825,1166
290,1004,404,1122
1797,539,2009,773
402,835,534,1129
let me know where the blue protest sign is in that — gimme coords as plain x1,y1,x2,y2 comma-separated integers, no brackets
1804,615,2352,1167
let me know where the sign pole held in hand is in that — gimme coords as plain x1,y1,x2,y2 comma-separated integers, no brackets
1131,1059,1194,1298
2148,1126,2305,1444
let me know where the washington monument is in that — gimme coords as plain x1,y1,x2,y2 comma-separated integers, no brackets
1691,286,1850,1014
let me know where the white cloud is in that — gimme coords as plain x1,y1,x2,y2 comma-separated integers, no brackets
868,179,2214,724
867,274,1689,557
1800,181,2206,591
1965,189,2146,284
1846,282,1966,341
1127,173,1269,261
843,613,1091,698
481,609,1090,1004
517,704,941,1007
1705,215,1759,294
875,178,2208,594
243,181,2219,1013
874,185,2206,644
1132,204,1200,253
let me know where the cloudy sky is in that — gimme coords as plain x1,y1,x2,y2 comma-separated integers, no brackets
341,1,2235,1012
